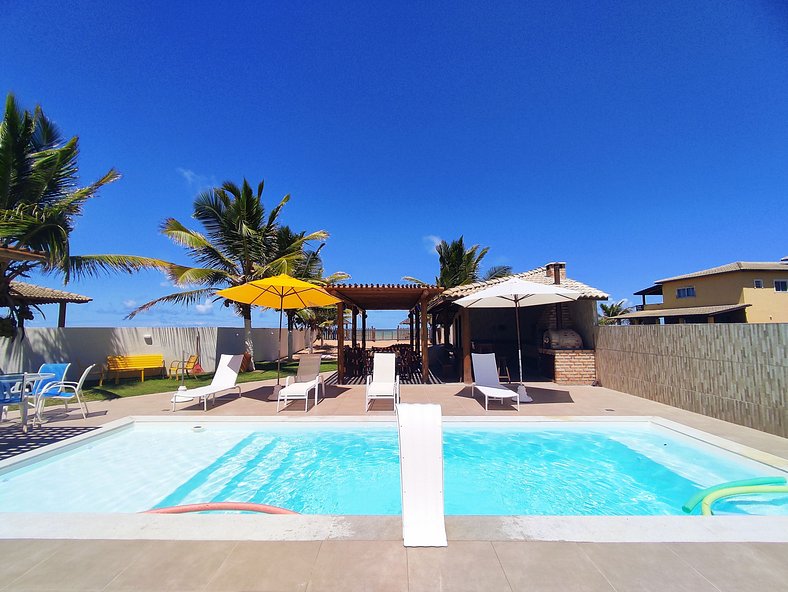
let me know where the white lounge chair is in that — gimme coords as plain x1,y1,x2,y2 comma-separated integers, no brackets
34,364,95,422
171,354,243,411
471,353,519,411
365,352,400,411
277,354,323,412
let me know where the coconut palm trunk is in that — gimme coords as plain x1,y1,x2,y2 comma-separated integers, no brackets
242,304,255,370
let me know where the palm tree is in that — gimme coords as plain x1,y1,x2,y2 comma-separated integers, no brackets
276,225,349,357
599,299,632,325
127,179,331,362
293,306,340,352
403,236,512,289
0,93,167,337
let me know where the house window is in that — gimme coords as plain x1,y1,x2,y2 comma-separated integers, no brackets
753,279,764,289
776,280,788,293
676,286,696,299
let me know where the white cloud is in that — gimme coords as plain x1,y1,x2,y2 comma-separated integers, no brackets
176,167,214,191
423,234,442,255
195,300,213,314
122,299,137,308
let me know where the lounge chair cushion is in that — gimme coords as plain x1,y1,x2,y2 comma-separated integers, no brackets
367,382,397,397
171,385,217,403
279,379,318,397
475,385,518,401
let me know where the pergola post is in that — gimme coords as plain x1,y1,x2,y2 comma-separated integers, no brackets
414,305,421,356
361,311,367,349
461,308,472,383
443,310,451,345
58,303,67,328
351,307,358,347
337,302,345,384
420,295,429,383
409,311,414,347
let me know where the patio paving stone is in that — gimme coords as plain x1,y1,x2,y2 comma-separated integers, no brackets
6,539,151,591
103,540,236,591
493,541,615,592
578,543,721,592
668,542,788,591
204,540,320,592
0,539,65,588
407,541,512,592
305,540,407,592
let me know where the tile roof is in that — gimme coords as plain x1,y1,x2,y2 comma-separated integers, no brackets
657,262,788,284
434,266,609,305
615,303,749,319
10,281,92,304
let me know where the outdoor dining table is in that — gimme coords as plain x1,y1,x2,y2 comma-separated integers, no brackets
0,372,55,433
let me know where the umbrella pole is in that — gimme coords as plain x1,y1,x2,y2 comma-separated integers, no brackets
277,305,283,386
515,300,524,384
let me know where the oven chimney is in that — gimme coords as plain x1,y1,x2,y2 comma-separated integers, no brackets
545,262,566,285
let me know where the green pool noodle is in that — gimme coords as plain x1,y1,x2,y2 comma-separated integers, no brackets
682,476,787,513
701,485,788,516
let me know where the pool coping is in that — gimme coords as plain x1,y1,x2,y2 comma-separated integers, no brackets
1,415,787,543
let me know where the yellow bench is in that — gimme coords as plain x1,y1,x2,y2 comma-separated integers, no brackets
100,354,166,385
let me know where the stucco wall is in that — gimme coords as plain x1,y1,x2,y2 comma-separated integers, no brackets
0,326,307,380
741,288,788,323
660,270,787,309
596,324,787,437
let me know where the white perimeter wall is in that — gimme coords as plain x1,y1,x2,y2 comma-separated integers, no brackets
0,326,307,378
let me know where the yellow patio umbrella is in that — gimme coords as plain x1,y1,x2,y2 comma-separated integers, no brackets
217,274,341,385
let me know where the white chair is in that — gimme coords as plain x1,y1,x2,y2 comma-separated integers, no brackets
277,354,323,412
171,354,243,411
34,364,95,422
471,353,519,411
365,353,400,411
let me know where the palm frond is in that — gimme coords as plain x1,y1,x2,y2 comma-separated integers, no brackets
125,288,216,319
483,265,512,281
65,254,174,281
166,265,233,287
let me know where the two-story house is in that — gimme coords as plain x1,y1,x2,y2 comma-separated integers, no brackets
618,260,788,324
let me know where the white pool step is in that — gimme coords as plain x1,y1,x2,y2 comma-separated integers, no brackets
395,403,448,547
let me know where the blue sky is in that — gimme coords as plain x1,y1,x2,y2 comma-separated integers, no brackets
4,1,787,329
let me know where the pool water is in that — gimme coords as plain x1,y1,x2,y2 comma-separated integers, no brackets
0,422,785,515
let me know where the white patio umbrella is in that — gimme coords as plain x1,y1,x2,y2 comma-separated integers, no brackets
454,278,581,395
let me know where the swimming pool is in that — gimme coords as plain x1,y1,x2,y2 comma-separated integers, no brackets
1,418,786,516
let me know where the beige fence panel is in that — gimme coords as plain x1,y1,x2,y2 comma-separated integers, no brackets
0,326,307,380
596,324,787,437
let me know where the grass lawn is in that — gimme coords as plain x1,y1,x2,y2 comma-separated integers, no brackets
80,360,338,402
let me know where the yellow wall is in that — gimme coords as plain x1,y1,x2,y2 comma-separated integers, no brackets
655,271,787,323
741,288,788,323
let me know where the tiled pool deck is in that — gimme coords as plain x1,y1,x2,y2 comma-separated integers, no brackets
2,377,787,591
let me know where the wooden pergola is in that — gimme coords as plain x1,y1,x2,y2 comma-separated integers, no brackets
324,284,443,384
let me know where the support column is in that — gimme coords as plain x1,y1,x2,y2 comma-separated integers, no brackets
337,302,345,384
415,305,421,356
461,308,472,383
443,311,451,345
58,303,67,328
361,311,367,349
421,297,429,383
409,311,414,347
351,307,358,347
